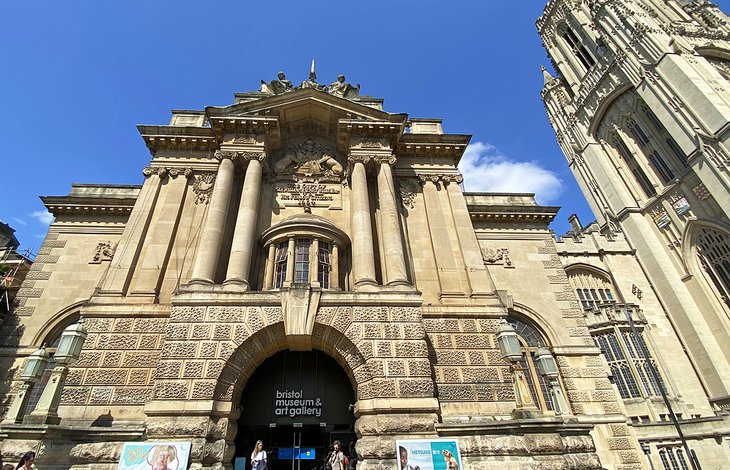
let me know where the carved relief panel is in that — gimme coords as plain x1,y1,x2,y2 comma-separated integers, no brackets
271,137,346,210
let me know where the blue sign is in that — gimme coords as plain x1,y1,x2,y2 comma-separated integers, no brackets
278,448,316,460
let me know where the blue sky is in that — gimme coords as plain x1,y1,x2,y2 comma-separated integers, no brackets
2,1,727,252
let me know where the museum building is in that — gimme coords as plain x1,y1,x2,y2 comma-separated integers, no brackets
2,2,730,464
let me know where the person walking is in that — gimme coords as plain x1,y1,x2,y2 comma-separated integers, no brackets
327,441,345,470
250,440,267,470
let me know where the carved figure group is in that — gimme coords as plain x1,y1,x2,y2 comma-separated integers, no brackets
258,69,360,98
274,138,343,178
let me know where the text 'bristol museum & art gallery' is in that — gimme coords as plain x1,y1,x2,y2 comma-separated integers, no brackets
4,2,730,465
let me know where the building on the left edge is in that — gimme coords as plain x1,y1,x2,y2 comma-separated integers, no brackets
0,71,707,469
0,221,33,322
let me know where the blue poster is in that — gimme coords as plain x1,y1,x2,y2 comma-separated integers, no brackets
118,442,192,470
396,439,462,470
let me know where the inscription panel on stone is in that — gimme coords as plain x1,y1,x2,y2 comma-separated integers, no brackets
274,183,342,209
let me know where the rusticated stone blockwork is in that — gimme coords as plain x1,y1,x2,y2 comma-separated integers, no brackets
423,316,508,402
60,315,167,407
149,304,433,403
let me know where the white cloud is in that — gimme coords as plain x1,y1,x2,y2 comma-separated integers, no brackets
11,217,27,226
459,141,563,204
30,210,54,225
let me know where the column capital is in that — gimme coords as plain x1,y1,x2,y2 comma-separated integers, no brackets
348,154,373,165
142,166,167,178
214,150,267,162
375,155,397,165
143,166,195,179
417,173,463,185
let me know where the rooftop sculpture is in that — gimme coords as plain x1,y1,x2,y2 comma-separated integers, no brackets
259,61,360,98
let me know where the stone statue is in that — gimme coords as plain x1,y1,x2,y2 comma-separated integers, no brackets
301,59,325,91
300,70,324,91
260,71,293,95
328,75,360,98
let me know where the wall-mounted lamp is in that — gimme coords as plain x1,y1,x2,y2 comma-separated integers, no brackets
27,319,87,425
496,321,537,412
2,346,49,424
534,347,571,416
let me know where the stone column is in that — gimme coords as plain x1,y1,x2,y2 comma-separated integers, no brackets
189,152,236,285
310,238,320,287
284,237,296,287
376,156,409,286
331,244,340,290
262,243,276,290
225,153,265,290
350,157,377,289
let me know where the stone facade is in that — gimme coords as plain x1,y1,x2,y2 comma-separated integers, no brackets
0,82,611,469
0,49,726,469
539,0,730,468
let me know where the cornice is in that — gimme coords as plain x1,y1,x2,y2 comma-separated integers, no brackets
137,125,217,154
207,115,279,142
467,204,560,224
396,133,471,161
41,195,137,217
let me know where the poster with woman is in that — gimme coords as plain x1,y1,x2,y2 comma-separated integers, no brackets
396,439,462,470
118,442,192,470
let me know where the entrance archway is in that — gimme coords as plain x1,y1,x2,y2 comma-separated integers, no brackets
235,350,356,470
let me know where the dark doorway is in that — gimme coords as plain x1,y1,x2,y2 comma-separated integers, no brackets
235,350,356,470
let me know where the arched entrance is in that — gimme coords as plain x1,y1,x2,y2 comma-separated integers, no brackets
235,350,356,470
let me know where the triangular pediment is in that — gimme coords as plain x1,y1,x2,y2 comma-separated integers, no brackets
206,88,407,146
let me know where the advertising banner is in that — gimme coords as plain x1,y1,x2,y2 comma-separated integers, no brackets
396,439,462,470
118,442,192,470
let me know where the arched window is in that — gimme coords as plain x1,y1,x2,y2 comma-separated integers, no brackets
659,446,690,470
567,268,616,310
261,214,349,291
507,316,553,411
559,24,596,73
567,267,666,400
696,226,730,308
598,91,688,202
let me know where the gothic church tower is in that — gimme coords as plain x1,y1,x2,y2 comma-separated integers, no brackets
540,0,730,407
539,0,730,466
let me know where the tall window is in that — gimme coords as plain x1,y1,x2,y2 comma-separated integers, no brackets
649,151,675,184
274,242,288,289
696,226,730,307
270,238,338,289
294,238,311,283
508,317,554,411
614,136,657,197
659,446,690,470
595,330,664,399
561,26,596,71
567,268,666,399
318,242,331,289
261,215,347,290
